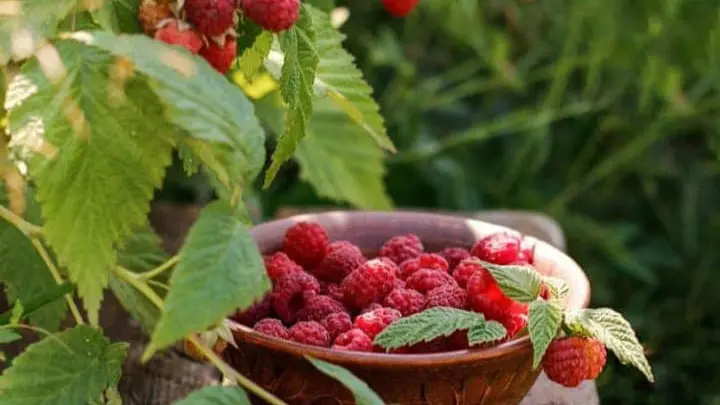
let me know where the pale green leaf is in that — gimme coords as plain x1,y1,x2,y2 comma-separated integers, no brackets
0,0,76,65
0,329,21,344
0,325,128,405
467,320,507,346
149,201,270,351
174,386,250,405
238,31,273,80
264,5,319,186
307,357,385,405
543,276,570,301
7,40,176,324
565,308,654,382
295,98,393,209
89,0,142,34
71,31,266,185
0,188,66,331
528,300,563,368
479,260,542,302
304,5,395,152
373,307,483,350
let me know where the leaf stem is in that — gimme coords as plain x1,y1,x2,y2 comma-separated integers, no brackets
136,255,180,280
0,205,43,237
113,266,164,309
187,335,288,405
0,323,72,351
29,238,85,325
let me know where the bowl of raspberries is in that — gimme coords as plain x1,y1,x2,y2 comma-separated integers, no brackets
223,211,590,405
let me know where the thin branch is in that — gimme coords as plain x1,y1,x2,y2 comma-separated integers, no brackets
0,205,43,236
187,335,288,405
30,238,85,325
136,255,180,280
113,266,164,309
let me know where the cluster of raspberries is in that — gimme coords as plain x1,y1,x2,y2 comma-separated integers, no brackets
138,0,300,74
231,221,540,354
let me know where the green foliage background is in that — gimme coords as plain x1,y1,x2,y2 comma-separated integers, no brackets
249,0,718,403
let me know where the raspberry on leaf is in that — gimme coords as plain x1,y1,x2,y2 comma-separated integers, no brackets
239,0,300,33
199,36,237,74
154,20,204,54
542,337,607,388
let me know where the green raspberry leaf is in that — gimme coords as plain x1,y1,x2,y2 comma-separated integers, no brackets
479,260,542,302
6,40,176,325
373,307,484,350
304,5,395,152
565,308,654,383
264,5,319,186
0,329,22,344
9,301,23,325
117,227,169,273
173,386,251,405
307,357,385,405
542,276,569,301
467,320,507,346
0,187,67,331
238,31,274,80
149,201,270,353
0,0,76,65
71,31,267,186
88,0,142,34
0,325,128,405
528,299,563,368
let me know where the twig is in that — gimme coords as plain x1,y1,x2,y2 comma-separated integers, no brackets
114,266,164,309
136,255,180,280
30,238,85,325
187,335,288,405
0,205,43,236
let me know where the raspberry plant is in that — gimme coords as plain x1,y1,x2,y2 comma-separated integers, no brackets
0,0,391,403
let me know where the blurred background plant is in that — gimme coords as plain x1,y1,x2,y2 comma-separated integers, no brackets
158,0,720,403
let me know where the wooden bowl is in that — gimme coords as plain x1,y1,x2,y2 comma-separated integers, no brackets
223,211,590,405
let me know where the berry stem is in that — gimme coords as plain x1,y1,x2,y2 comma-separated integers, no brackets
114,266,165,309
0,205,43,237
187,335,289,405
136,255,180,280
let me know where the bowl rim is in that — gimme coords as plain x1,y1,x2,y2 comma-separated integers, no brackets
228,210,591,368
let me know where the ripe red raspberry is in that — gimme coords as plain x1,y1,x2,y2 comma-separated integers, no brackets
360,303,384,315
296,295,346,322
466,282,513,321
406,269,457,294
183,0,236,37
288,321,331,347
138,0,172,35
264,252,303,282
426,284,467,309
501,312,528,339
542,337,607,388
282,222,330,269
383,288,425,316
340,259,398,310
253,318,289,339
393,278,407,289
471,232,523,265
231,294,272,326
199,37,237,74
154,20,203,54
353,307,401,339
398,253,449,280
239,0,299,32
272,272,320,324
314,241,365,282
321,312,352,339
333,328,373,352
381,0,420,17
379,234,423,265
438,247,471,270
518,238,536,264
452,259,485,289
